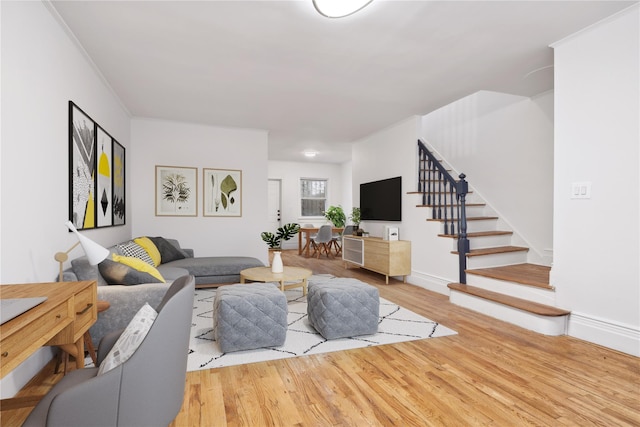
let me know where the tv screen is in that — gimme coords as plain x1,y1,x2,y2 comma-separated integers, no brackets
360,176,402,221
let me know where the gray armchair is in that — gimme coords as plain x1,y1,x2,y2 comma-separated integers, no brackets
23,275,196,427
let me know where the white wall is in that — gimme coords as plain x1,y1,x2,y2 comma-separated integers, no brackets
0,1,131,397
131,119,269,264
422,90,555,265
351,117,456,292
267,160,348,249
552,5,639,356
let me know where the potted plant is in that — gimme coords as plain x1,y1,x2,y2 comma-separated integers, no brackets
350,207,363,236
323,205,346,228
261,223,301,249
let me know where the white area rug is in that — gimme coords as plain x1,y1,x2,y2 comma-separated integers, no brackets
187,275,457,372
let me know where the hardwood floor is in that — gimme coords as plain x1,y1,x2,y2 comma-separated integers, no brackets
3,250,639,426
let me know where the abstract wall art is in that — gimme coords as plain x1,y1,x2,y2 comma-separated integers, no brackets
68,101,125,229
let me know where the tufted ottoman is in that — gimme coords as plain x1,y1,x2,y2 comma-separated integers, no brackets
213,283,287,352
307,280,379,339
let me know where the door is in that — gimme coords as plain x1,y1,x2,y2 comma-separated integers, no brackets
267,179,282,232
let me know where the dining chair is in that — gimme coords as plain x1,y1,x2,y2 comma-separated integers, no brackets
311,225,334,258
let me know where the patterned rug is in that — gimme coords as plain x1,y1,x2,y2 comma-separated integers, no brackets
187,275,457,372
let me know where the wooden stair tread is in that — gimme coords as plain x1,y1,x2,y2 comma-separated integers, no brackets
452,246,529,256
438,230,513,238
466,264,552,289
448,283,570,316
428,216,497,222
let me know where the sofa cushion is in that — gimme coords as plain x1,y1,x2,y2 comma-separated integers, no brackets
156,266,191,282
163,256,264,279
98,255,165,286
149,237,188,263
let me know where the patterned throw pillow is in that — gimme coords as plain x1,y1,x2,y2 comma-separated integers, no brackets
133,237,162,267
97,303,157,375
98,254,165,285
117,241,154,266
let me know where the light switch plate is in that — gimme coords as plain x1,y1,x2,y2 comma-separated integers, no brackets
571,182,591,199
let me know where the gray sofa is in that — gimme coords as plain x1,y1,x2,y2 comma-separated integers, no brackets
62,237,263,344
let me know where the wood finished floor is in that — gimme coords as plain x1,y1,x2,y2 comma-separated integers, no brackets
3,250,639,426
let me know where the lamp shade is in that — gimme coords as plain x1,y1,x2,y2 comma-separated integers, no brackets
64,221,110,265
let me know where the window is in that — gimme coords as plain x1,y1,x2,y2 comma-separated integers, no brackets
300,178,327,217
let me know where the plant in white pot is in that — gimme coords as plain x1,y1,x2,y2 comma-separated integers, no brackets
260,223,301,249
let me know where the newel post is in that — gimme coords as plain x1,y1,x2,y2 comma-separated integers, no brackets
456,174,469,284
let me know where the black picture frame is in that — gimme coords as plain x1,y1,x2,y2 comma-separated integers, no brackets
69,101,125,229
112,139,126,225
69,101,96,230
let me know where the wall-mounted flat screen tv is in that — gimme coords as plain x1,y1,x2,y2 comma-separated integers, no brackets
360,176,402,221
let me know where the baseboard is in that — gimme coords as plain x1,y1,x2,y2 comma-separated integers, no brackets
569,312,640,357
407,270,450,295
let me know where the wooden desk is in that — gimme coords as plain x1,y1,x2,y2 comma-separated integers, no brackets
0,281,97,379
298,227,343,257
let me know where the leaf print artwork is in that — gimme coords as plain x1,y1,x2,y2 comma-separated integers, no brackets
220,175,237,210
156,166,197,216
162,173,191,211
203,168,242,217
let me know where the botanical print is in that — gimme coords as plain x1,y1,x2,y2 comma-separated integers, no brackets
203,168,242,217
156,166,197,216
69,102,96,230
112,141,125,225
96,126,112,227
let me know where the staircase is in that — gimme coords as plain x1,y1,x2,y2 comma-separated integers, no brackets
415,140,569,336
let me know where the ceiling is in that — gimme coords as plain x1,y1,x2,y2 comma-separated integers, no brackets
50,0,634,164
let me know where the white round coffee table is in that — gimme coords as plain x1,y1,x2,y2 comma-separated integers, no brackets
240,266,312,295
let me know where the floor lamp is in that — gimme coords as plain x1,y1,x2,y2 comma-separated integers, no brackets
54,221,110,281
54,221,110,372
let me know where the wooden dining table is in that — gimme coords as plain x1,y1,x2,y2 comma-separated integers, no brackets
298,226,344,257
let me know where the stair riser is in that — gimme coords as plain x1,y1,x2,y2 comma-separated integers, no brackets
443,219,498,234
424,205,485,220
465,274,555,305
449,290,568,336
451,234,512,251
466,251,528,269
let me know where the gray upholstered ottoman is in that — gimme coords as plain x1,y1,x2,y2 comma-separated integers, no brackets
307,281,379,339
213,283,287,352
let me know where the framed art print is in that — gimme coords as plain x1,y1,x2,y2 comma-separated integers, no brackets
69,101,125,229
69,102,96,230
96,125,113,227
156,165,198,216
203,168,242,217
112,139,126,225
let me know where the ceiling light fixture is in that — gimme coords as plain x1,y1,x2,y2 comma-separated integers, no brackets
313,0,373,18
304,151,318,158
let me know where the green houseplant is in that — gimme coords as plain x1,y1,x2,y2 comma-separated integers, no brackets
261,223,301,249
324,205,346,228
350,207,363,235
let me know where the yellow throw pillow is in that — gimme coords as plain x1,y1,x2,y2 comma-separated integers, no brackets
112,254,165,283
134,237,162,267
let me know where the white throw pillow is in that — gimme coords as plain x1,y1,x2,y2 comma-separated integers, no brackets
98,303,158,375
